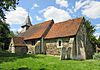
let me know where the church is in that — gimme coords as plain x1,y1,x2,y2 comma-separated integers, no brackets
9,16,94,60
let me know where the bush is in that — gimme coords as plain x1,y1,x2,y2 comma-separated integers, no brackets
93,53,100,59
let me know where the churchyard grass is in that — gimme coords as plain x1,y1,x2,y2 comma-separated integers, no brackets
0,51,100,70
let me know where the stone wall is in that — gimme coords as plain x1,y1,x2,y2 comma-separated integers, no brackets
46,42,61,55
68,38,75,59
9,46,15,53
25,40,41,54
9,46,28,55
45,37,70,56
45,37,76,59
76,23,94,59
34,41,41,54
76,23,87,59
15,46,28,55
25,41,34,54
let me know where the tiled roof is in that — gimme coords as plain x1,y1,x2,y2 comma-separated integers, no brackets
45,17,83,39
19,20,54,40
12,37,26,46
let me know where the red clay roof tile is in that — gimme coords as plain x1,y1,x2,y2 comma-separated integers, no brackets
45,17,83,39
12,37,26,46
19,17,83,40
19,20,54,40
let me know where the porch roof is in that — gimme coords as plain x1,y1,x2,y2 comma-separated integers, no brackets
12,37,26,47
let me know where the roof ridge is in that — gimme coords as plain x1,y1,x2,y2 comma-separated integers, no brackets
54,17,83,24
31,20,53,26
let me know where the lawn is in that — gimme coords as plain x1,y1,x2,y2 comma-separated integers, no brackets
0,51,100,70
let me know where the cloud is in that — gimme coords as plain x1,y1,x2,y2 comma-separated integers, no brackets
67,8,73,14
42,6,71,23
31,4,39,9
94,23,100,39
74,0,100,19
82,1,100,19
36,16,42,21
74,0,90,12
95,24,100,29
5,7,28,25
94,32,100,39
56,0,68,8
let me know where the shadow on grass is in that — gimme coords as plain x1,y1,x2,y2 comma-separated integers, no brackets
39,68,46,70
0,51,35,64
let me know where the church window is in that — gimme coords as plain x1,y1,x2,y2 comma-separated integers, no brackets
57,39,63,48
59,41,61,46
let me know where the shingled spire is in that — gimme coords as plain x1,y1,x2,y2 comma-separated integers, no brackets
21,15,32,29
20,15,32,33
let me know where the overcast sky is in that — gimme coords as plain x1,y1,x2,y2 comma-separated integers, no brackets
5,0,100,38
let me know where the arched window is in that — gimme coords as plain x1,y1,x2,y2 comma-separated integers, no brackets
57,39,63,48
59,41,61,46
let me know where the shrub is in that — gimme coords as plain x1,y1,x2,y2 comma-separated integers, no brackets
93,53,100,59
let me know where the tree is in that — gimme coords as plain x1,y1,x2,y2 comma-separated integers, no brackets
0,0,19,20
0,20,9,49
97,36,100,47
0,20,10,38
85,19,97,45
98,36,100,42
0,20,16,49
0,0,19,50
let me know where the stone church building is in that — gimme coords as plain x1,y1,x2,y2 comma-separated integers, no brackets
9,16,94,60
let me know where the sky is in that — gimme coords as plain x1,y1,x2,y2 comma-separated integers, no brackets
5,0,100,38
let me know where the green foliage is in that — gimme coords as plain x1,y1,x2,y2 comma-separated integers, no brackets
85,19,100,46
0,20,16,49
0,42,4,47
93,53,100,59
9,31,16,37
0,20,16,38
97,36,100,46
0,0,19,20
0,54,100,70
85,19,97,44
0,0,19,49
0,20,10,38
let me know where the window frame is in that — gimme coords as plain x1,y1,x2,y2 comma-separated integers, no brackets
57,39,63,48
